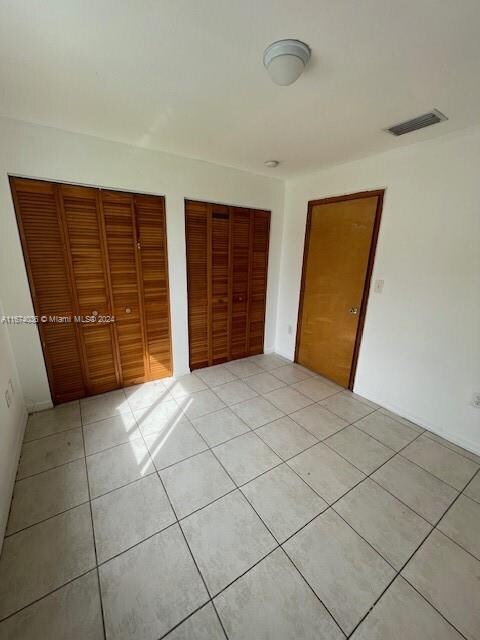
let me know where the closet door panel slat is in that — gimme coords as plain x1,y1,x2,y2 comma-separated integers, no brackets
101,191,146,386
59,184,119,394
248,210,270,355
135,194,172,379
185,200,210,369
230,208,251,360
211,205,230,364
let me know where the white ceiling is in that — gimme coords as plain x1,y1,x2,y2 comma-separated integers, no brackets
1,0,480,178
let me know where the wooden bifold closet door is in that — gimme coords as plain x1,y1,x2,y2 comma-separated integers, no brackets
185,200,270,370
10,177,172,404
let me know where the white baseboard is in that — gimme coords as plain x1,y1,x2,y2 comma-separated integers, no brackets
271,347,294,362
27,399,54,414
353,390,480,458
0,407,28,552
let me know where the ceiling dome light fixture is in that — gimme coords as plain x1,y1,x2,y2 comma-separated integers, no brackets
264,160,279,168
263,39,311,86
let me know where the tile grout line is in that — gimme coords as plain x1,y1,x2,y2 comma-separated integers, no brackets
78,388,230,638
79,399,108,640
421,431,480,465
345,470,476,640
203,413,350,637
155,600,227,640
14,453,87,483
4,498,92,539
135,404,231,640
271,434,423,554
319,435,457,526
343,450,480,638
279,546,348,638
279,430,446,635
395,449,477,492
394,577,469,640
183,410,312,634
433,521,480,565
0,567,98,625
22,423,83,445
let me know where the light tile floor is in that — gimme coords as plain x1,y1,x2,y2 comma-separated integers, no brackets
1,353,479,640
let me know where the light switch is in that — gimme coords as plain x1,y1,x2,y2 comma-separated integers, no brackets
374,279,384,293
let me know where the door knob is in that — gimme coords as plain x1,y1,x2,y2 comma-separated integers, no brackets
125,307,132,314
349,307,359,315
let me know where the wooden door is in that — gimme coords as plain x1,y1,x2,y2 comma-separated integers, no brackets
10,177,87,403
296,191,383,388
58,184,120,395
101,190,147,387
134,194,172,379
210,204,231,364
185,200,270,370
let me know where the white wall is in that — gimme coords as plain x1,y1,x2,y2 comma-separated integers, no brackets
277,127,480,454
0,295,28,549
0,116,284,410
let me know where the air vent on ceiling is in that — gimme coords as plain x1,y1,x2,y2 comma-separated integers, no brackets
385,109,448,136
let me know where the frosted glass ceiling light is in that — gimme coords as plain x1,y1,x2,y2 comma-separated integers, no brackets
263,39,311,86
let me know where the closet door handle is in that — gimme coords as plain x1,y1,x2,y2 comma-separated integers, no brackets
125,307,132,314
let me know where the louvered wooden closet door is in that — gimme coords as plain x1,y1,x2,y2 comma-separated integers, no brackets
101,190,147,387
185,200,209,369
230,208,251,359
185,200,270,370
248,210,270,355
134,194,172,379
10,177,86,403
58,184,119,395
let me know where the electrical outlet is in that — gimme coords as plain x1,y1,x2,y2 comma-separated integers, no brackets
5,389,11,408
472,392,480,408
374,279,384,293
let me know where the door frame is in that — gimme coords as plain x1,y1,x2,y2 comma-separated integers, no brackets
294,189,385,390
